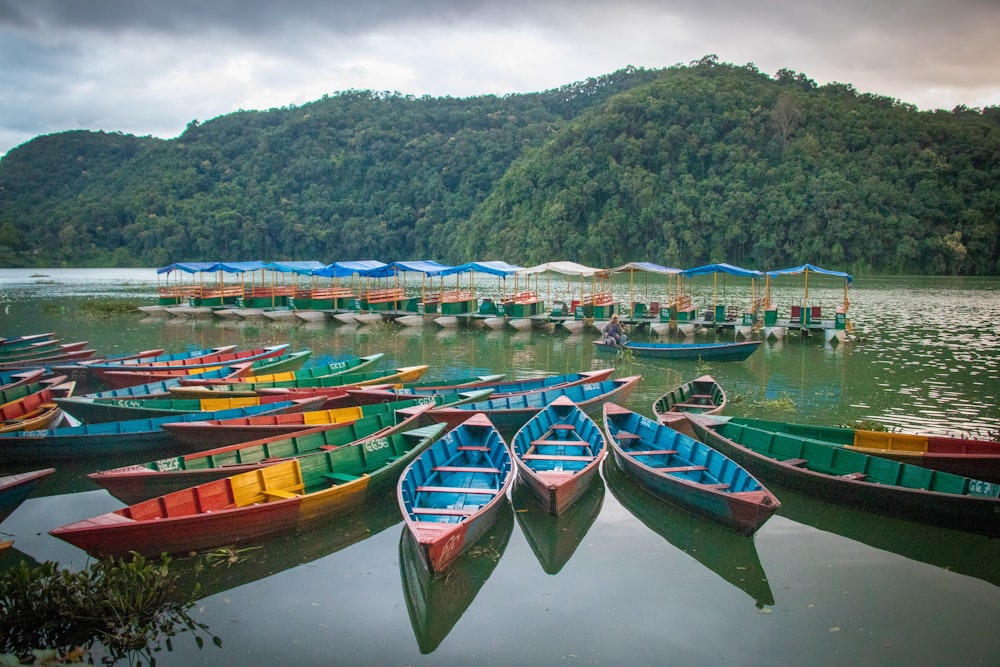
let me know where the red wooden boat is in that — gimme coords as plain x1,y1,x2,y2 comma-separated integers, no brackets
510,396,607,515
95,345,291,388
51,422,448,557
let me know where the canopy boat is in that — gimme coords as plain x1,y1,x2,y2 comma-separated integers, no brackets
399,504,514,654
428,375,641,431
0,468,55,522
711,416,1000,484
160,389,492,449
511,475,604,575
652,375,727,423
174,353,384,387
346,369,614,404
53,392,319,424
52,421,448,557
593,340,762,362
510,395,607,515
603,454,774,608
0,399,324,463
89,405,438,503
683,414,1000,537
397,413,514,573
603,404,780,536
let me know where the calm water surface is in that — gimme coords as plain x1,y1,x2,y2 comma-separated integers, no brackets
1,269,999,666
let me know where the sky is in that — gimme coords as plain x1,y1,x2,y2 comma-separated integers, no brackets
1,0,999,158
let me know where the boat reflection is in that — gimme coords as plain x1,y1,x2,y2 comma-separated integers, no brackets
603,455,774,608
776,485,1000,590
511,477,604,574
173,491,402,599
399,497,513,654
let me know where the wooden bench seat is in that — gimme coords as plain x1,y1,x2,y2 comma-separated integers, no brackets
659,465,707,473
629,449,678,456
840,471,868,480
322,472,360,484
530,439,591,447
263,489,299,499
550,424,576,431
615,431,641,440
412,506,478,516
703,482,730,490
522,454,594,462
433,466,500,474
457,445,490,452
363,288,407,303
784,458,809,468
416,486,497,495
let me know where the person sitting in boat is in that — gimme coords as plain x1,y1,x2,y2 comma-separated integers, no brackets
602,315,628,346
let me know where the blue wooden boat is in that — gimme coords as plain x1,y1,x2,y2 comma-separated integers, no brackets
602,403,780,536
429,375,641,431
593,340,762,361
0,398,325,462
510,395,607,514
0,468,55,522
684,414,1000,537
652,375,727,423
397,412,514,572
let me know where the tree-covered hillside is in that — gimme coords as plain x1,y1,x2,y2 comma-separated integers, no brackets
1,57,997,274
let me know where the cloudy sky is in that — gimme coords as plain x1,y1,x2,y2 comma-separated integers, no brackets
1,0,998,157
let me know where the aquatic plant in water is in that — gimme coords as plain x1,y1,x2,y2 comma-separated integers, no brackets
0,553,220,666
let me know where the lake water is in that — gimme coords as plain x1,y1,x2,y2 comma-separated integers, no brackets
1,269,999,666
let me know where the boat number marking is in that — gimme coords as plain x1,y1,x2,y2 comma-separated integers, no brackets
440,533,463,562
583,383,600,391
968,479,1000,498
154,458,181,471
364,437,389,453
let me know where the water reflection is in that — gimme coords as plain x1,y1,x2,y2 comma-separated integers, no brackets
776,485,1000,590
603,455,774,608
511,477,604,575
399,498,513,654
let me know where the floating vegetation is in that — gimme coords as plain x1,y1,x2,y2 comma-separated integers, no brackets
202,545,262,569
728,385,797,414
0,553,220,666
841,419,892,432
78,299,142,320
614,346,637,366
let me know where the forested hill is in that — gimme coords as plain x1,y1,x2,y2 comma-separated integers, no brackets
1,57,998,275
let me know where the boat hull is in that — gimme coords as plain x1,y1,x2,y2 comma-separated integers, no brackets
593,340,761,361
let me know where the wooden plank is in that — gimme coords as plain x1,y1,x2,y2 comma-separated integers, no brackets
457,445,490,452
530,439,591,447
522,454,594,462
433,466,500,474
629,449,678,456
784,458,809,467
412,507,477,516
263,489,298,499
416,486,497,495
659,465,707,473
615,431,641,440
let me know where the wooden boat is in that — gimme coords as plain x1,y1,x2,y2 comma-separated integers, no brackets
682,414,1000,537
716,416,1000,483
51,422,448,557
510,395,607,514
176,365,430,398
0,468,55,522
0,339,87,361
0,333,54,350
0,384,69,434
53,392,319,424
603,453,774,607
0,368,49,391
428,375,641,431
160,389,492,449
50,345,238,388
397,412,514,573
652,375,727,423
0,399,324,463
602,403,779,536
349,369,615,405
511,473,604,575
175,353,384,387
95,345,292,388
97,349,312,389
89,405,439,503
592,340,762,361
0,347,96,370
399,503,513,653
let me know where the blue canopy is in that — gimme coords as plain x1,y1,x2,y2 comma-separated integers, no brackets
314,260,388,278
359,260,453,278
156,262,220,275
766,264,853,284
264,261,327,275
215,261,267,274
437,260,525,277
680,263,763,279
